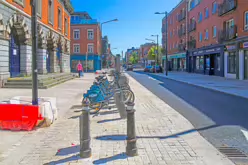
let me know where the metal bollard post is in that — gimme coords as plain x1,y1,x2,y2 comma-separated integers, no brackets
126,102,138,156
116,54,121,73
79,101,92,158
114,91,127,119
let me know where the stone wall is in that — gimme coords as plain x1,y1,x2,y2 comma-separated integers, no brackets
62,53,70,73
20,45,32,75
0,38,10,87
38,49,47,74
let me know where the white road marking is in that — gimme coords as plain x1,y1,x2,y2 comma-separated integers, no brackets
241,129,248,141
148,77,164,84
148,77,156,81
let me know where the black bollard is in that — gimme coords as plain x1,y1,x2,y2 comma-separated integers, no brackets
126,102,138,156
79,101,92,158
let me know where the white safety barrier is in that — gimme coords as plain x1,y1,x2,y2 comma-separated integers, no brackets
9,96,58,127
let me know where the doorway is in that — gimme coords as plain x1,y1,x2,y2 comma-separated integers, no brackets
9,35,20,77
209,54,215,75
244,51,248,79
46,50,50,73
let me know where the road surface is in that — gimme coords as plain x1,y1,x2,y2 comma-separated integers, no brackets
128,71,248,164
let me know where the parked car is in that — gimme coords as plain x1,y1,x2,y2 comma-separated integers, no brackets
126,64,133,71
150,65,163,73
144,66,152,72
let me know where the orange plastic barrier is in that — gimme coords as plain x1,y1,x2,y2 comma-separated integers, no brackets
0,104,43,131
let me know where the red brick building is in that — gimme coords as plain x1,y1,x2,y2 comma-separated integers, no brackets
187,0,248,80
162,0,187,71
139,43,156,65
163,0,248,80
70,12,102,72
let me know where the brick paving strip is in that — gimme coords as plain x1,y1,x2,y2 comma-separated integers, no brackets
0,74,234,165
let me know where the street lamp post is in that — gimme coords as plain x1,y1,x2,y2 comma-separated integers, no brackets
108,48,117,68
145,38,155,67
155,11,168,76
31,0,38,105
101,19,118,70
151,35,159,67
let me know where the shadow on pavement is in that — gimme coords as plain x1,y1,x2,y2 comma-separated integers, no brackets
95,125,218,141
70,105,82,110
44,154,81,165
93,152,128,164
68,115,80,119
97,117,122,124
98,110,119,116
56,145,79,156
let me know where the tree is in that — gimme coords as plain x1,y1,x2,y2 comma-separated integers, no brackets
148,46,163,65
129,52,139,64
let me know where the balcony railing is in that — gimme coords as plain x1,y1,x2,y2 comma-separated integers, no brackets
178,11,186,22
188,21,196,32
219,25,237,42
178,43,186,51
187,39,196,49
178,27,186,37
218,0,237,16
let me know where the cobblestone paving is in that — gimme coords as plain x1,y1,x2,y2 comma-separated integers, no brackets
0,74,234,165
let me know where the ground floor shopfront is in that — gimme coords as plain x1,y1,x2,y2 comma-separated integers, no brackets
224,39,248,80
162,52,187,71
188,45,224,77
70,54,101,73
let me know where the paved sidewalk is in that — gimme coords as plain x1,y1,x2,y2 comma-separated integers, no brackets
151,72,248,99
0,74,95,165
0,73,234,165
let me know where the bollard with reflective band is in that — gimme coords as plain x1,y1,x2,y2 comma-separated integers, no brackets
79,101,92,158
126,102,138,156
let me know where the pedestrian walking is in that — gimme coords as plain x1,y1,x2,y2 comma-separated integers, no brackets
77,61,83,78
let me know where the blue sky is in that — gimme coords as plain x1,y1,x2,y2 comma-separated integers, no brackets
71,0,181,55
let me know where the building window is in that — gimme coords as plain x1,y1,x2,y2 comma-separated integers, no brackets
205,29,209,40
87,29,94,40
14,0,24,7
205,8,209,18
199,56,204,70
216,55,221,71
212,2,218,14
64,18,68,36
213,26,217,37
73,44,80,53
196,56,200,69
189,0,195,11
198,12,202,22
199,32,202,42
228,52,236,73
244,11,248,30
37,0,42,17
48,0,53,24
73,29,80,39
58,8,62,30
87,44,94,53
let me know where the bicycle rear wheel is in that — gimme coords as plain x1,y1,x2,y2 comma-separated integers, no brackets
121,89,135,103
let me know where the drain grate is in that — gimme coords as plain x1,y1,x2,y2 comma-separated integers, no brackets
218,146,248,158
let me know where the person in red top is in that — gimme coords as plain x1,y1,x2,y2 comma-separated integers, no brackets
77,61,83,78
